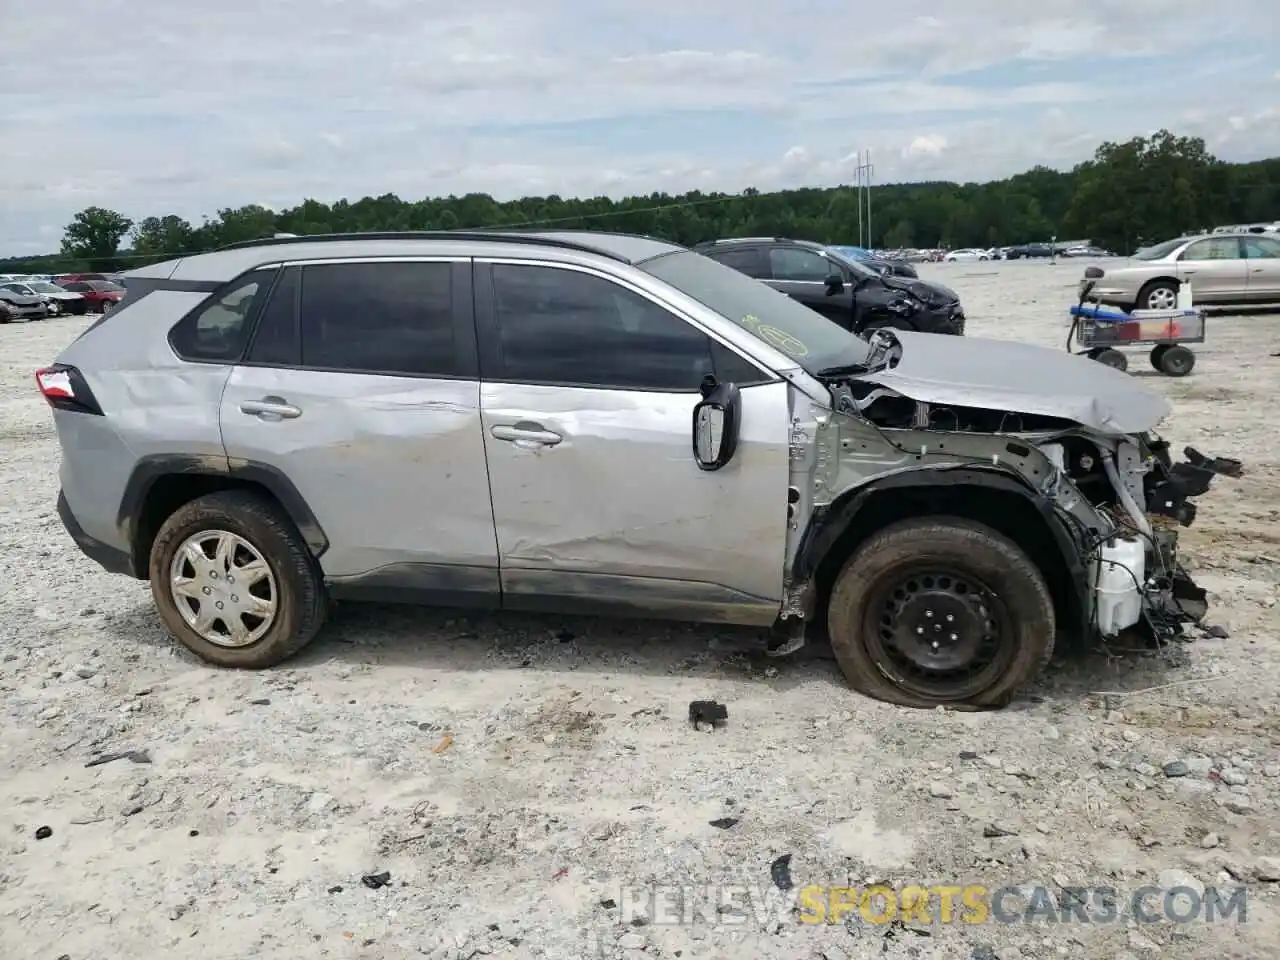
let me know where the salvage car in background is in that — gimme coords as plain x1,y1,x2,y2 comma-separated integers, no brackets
943,248,991,262
0,284,50,320
695,237,964,336
58,279,125,312
2,280,86,316
1081,231,1280,311
827,245,920,279
39,230,1231,710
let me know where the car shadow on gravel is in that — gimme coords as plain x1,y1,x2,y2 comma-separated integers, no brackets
99,598,1203,708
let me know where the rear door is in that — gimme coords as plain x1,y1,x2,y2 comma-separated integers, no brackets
1175,236,1248,302
218,257,500,602
763,246,855,328
473,258,791,624
1241,234,1280,301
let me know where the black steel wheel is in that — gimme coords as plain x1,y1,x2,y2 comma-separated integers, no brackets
862,564,1015,701
1093,348,1128,371
827,518,1055,709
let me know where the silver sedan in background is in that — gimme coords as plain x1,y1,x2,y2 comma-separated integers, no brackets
1081,231,1280,310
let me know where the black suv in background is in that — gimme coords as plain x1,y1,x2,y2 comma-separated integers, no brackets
695,238,965,336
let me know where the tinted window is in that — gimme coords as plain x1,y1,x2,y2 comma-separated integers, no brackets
1179,237,1240,261
706,246,767,278
89,281,123,291
170,270,275,363
299,261,456,376
64,282,90,292
246,267,300,366
769,247,834,282
489,264,716,391
638,250,870,374
1242,236,1280,259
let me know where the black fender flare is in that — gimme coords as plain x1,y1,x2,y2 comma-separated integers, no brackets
792,465,1091,624
117,454,329,568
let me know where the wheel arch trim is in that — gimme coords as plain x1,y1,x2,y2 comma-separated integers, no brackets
117,454,329,575
791,466,1091,622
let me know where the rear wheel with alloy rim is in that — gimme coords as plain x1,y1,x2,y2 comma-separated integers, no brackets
826,518,1055,708
149,490,326,667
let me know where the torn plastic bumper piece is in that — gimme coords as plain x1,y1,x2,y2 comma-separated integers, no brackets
1144,444,1243,527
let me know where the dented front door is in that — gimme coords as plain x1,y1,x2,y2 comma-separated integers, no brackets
474,260,791,624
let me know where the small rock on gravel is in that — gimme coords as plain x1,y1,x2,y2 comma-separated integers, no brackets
929,782,954,799
1162,761,1189,777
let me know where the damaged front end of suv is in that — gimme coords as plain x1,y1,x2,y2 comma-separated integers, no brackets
782,328,1239,706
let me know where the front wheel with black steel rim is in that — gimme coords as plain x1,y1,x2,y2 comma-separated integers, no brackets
1090,347,1128,371
149,490,326,668
826,518,1055,709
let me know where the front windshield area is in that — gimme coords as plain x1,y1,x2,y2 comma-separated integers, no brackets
29,282,61,294
1132,237,1188,260
638,249,870,374
822,247,881,279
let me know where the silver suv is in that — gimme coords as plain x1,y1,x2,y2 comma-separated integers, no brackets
38,231,1235,708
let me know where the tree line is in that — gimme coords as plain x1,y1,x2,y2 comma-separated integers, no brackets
4,129,1277,275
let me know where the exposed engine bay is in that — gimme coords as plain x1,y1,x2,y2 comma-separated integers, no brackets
819,368,1242,647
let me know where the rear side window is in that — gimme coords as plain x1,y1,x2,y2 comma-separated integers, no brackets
705,246,768,278
298,261,457,376
246,267,300,365
169,269,276,363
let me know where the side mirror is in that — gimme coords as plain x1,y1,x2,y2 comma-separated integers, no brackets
692,375,741,471
824,273,844,295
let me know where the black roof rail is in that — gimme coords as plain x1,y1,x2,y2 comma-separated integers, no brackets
215,230,633,263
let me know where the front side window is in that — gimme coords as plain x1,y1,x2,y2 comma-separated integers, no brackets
1179,237,1240,261
769,247,834,282
298,261,457,377
1242,236,1280,259
169,270,274,362
488,264,722,391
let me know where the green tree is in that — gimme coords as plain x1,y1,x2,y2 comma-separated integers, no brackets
22,132,1278,273
61,206,133,270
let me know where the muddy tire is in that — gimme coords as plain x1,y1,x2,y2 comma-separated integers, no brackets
149,490,326,668
826,517,1055,709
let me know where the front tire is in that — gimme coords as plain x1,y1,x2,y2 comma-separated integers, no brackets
149,490,326,668
826,518,1055,709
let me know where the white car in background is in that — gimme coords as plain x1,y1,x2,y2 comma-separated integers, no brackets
943,248,991,262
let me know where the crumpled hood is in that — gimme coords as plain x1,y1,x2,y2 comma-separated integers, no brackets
855,330,1171,435
882,274,958,304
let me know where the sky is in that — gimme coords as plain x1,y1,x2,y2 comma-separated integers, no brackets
1,0,1278,254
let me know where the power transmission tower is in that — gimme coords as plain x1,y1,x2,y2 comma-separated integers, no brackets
853,151,874,247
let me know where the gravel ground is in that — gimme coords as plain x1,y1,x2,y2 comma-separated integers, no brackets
2,260,1279,960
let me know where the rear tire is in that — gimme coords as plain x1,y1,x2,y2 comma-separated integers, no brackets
826,518,1055,709
149,490,327,668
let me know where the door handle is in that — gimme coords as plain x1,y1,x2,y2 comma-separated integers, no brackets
240,396,302,420
491,423,562,447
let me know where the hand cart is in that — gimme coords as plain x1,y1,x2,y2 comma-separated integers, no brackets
1067,282,1205,376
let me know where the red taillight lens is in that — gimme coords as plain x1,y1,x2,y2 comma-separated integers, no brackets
35,364,102,415
35,366,74,399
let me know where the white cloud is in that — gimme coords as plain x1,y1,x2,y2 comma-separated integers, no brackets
0,0,1277,252
905,135,949,158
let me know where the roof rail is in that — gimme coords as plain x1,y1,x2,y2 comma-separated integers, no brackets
215,230,632,263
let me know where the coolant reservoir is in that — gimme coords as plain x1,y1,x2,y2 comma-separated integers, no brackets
1095,537,1145,636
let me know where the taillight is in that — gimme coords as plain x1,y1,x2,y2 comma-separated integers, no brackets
35,364,103,415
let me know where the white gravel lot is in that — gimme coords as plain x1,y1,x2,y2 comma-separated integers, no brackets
2,260,1279,960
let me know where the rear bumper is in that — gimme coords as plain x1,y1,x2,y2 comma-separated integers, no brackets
57,490,134,576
